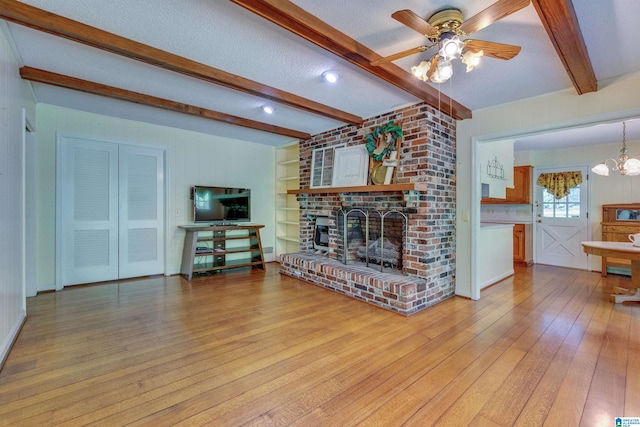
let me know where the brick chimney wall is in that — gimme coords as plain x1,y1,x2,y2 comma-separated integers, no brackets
295,102,457,305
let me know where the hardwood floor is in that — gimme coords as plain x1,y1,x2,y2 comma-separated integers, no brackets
0,263,638,426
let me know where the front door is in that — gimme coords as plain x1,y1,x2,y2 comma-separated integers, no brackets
534,166,590,269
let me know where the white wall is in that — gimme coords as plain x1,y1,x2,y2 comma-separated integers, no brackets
478,225,514,288
456,71,640,299
0,23,37,365
479,138,514,198
34,104,277,291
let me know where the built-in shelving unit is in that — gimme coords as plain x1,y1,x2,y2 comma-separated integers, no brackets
276,142,300,256
179,225,265,281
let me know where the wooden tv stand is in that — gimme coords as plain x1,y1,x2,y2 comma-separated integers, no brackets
179,224,265,280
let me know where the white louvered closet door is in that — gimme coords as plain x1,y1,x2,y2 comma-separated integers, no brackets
118,145,164,279
59,138,119,286
58,137,164,287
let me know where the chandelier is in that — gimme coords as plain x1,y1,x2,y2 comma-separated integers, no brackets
591,122,640,176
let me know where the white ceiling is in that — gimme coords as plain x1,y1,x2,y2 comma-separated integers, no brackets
5,0,640,148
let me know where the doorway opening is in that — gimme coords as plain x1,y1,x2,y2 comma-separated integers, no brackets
534,165,590,270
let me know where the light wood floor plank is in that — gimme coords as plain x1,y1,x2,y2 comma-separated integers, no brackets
476,269,597,425
0,263,638,426
404,268,597,426
627,302,640,416
580,300,631,425
513,271,603,426
318,268,568,423
353,268,575,425
405,267,576,426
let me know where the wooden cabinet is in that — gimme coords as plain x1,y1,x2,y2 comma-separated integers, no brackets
513,223,533,266
179,225,265,280
482,166,532,204
601,203,640,276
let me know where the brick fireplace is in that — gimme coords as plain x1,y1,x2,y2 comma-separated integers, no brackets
279,102,456,316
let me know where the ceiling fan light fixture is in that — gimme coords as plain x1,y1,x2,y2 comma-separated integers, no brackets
430,59,453,83
384,4,527,88
439,34,464,60
462,50,483,72
411,60,431,81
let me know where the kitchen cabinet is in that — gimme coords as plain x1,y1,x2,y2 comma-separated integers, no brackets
482,166,532,204
513,223,533,266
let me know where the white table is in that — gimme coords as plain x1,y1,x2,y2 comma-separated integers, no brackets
582,241,640,303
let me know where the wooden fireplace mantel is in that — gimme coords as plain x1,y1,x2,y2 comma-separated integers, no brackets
287,183,426,195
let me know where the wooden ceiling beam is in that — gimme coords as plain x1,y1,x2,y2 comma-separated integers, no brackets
20,66,312,140
230,0,472,120
0,0,362,126
532,0,597,94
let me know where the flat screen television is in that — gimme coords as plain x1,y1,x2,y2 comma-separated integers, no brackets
191,186,251,224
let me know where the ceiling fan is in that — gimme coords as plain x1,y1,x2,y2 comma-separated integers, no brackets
372,0,530,83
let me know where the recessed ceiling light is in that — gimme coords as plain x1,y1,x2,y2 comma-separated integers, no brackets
262,105,275,114
322,70,339,83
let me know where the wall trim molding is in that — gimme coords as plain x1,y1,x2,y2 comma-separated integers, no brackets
0,310,26,372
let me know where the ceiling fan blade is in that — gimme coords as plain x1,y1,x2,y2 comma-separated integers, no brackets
460,0,530,35
371,45,431,66
465,39,521,60
392,10,439,38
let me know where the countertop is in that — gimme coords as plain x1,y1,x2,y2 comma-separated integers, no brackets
481,220,533,225
480,223,515,229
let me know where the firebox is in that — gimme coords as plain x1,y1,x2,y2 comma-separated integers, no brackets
313,216,329,253
336,208,408,275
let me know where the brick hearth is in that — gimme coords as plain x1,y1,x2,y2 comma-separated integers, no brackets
280,253,432,316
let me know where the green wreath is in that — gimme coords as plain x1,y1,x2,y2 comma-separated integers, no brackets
365,121,403,162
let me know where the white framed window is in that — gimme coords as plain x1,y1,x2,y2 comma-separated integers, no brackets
542,185,581,218
310,144,345,188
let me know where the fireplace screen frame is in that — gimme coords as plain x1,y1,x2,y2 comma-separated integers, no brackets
337,208,408,275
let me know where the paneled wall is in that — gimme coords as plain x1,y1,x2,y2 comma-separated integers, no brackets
0,23,37,365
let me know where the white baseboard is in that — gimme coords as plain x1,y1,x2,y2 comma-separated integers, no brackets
455,289,472,298
481,269,515,290
0,310,26,371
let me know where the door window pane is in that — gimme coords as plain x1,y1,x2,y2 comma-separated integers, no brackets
542,185,581,218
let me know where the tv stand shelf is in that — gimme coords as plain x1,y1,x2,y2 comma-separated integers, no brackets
179,224,265,280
